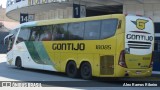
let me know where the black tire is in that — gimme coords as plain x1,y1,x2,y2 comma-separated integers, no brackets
66,61,78,78
16,57,23,69
80,62,92,80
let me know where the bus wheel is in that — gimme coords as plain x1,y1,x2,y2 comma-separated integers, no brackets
66,61,78,78
16,57,23,69
80,62,92,80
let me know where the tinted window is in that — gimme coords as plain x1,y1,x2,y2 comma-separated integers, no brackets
100,19,118,39
30,27,41,41
17,28,31,43
27,19,118,41
84,20,101,40
68,22,84,40
39,26,52,41
53,24,69,40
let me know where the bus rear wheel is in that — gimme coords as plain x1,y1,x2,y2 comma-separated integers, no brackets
66,61,78,78
80,62,92,80
15,57,23,69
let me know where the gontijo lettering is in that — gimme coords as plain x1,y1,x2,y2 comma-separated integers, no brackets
52,43,85,50
126,34,153,41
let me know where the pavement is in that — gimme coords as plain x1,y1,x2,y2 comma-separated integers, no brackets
0,54,6,61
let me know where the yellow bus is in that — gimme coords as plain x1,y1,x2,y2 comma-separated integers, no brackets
4,14,154,79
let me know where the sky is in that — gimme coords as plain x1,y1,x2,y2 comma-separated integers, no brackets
0,0,7,8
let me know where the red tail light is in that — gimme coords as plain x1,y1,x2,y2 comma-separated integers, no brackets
149,52,154,68
118,50,127,68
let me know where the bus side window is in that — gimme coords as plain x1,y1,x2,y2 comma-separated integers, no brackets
53,24,68,40
100,19,118,39
39,26,52,41
53,25,61,40
30,27,41,41
84,20,101,40
17,28,31,43
68,22,84,40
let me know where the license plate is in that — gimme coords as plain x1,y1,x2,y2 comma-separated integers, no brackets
136,71,141,75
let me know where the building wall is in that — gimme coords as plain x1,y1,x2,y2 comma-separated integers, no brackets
35,7,73,20
123,4,160,22
6,0,74,21
0,6,17,22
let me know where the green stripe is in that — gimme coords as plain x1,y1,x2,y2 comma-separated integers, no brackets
25,42,54,65
25,42,44,64
33,42,53,65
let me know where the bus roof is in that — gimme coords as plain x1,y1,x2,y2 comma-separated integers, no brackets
17,14,125,29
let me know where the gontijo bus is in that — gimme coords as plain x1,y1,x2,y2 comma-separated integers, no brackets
4,14,154,79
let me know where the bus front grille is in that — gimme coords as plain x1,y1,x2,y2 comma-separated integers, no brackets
100,55,114,75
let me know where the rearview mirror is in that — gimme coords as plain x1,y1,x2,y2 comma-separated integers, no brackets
4,34,13,45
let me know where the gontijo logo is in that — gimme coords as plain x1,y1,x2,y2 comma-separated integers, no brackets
126,18,153,50
131,19,148,30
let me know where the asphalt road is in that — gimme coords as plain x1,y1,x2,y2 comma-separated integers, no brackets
0,54,160,90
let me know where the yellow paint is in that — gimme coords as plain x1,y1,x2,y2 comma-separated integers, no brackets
125,54,151,69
